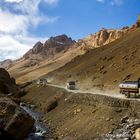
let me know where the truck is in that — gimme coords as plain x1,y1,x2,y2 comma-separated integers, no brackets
119,78,140,98
66,81,76,90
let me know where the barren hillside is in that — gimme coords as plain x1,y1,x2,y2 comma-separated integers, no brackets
5,24,137,84
47,27,140,91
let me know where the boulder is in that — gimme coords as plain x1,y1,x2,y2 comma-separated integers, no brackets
0,129,15,140
0,97,34,140
135,128,140,140
0,68,19,95
5,110,34,140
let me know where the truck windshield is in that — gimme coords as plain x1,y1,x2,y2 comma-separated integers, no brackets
69,81,75,85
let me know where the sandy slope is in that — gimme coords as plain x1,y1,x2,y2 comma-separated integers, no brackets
8,47,84,83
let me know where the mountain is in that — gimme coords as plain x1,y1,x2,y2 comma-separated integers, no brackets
8,35,77,83
46,26,140,92
0,59,12,69
24,34,76,59
77,24,137,51
7,24,137,84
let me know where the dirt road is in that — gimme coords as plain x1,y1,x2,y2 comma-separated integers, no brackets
42,83,140,101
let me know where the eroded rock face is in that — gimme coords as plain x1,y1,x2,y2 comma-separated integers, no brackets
78,23,140,52
0,97,34,140
98,28,109,46
0,68,18,94
80,27,131,51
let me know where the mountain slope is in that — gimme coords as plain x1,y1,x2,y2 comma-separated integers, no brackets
46,27,140,92
8,35,78,83
0,59,12,69
7,25,137,84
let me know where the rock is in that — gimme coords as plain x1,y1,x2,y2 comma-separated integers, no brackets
76,108,82,113
98,29,109,46
102,118,140,140
5,110,34,140
74,108,82,115
121,116,129,124
0,129,15,140
0,97,34,140
30,104,36,109
99,65,105,71
0,68,19,95
80,26,130,51
124,138,131,140
135,128,140,140
115,108,122,113
106,118,110,121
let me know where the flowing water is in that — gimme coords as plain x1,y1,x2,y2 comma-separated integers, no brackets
20,103,53,140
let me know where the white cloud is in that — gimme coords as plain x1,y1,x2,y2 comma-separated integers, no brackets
0,8,28,34
0,34,47,60
4,0,23,3
0,0,59,60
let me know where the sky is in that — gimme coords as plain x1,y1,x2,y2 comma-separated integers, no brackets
0,0,140,61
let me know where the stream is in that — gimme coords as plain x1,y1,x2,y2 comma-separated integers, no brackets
20,103,53,140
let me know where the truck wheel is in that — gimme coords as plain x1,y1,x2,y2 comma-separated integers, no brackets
125,92,130,98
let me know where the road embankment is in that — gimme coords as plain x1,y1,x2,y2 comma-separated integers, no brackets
22,84,140,139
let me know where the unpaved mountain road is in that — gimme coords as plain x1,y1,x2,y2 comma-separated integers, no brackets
42,83,140,101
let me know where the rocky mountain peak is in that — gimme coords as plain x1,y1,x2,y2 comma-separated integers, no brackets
44,34,75,48
31,41,43,54
24,34,75,59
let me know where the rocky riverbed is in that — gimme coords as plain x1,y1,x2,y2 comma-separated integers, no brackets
20,103,54,140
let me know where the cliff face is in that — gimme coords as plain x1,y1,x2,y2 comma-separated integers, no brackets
78,25,137,51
